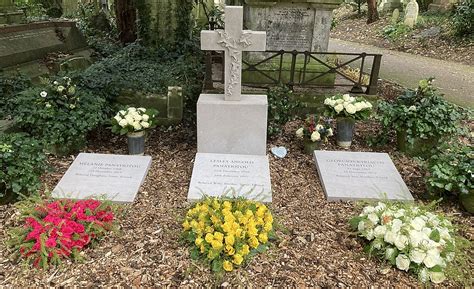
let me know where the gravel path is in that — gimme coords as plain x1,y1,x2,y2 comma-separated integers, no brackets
329,38,474,108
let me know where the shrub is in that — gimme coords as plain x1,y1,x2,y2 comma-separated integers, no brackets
452,0,473,37
11,77,107,154
0,73,31,118
182,197,274,273
8,196,117,268
0,133,48,203
267,85,300,137
378,78,462,149
72,43,204,120
426,142,473,211
350,202,471,284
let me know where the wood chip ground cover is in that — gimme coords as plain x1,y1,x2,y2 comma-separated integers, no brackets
1,100,473,287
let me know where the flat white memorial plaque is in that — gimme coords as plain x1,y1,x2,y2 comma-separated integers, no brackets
314,151,413,202
188,153,272,202
53,153,152,203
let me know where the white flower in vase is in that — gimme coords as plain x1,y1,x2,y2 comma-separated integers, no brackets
310,131,321,142
395,254,411,271
296,128,304,138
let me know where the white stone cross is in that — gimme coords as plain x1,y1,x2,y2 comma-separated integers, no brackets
201,6,266,101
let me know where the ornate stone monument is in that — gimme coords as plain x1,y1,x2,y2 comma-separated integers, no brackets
198,6,267,155
189,6,272,202
0,0,24,24
243,0,342,53
404,0,419,28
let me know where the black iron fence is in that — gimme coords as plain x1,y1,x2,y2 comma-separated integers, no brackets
204,50,382,95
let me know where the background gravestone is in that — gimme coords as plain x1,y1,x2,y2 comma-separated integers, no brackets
244,0,342,53
404,0,419,28
0,21,91,78
0,0,24,24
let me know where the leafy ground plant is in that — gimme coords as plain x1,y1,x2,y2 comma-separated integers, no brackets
11,76,107,155
8,195,118,269
426,141,473,212
350,202,472,285
0,133,48,203
182,197,275,273
267,85,300,137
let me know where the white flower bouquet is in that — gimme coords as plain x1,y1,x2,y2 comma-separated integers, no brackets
350,202,469,284
324,94,372,120
111,107,158,135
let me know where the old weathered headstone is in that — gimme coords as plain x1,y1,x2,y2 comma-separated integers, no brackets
244,0,342,52
188,153,272,202
0,21,91,78
404,0,419,28
189,6,272,202
53,153,152,203
391,8,400,24
428,0,457,12
314,151,413,202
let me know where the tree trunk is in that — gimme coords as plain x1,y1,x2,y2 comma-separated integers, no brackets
367,0,379,24
115,0,137,44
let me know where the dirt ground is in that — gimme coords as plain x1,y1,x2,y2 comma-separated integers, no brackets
331,7,473,66
1,115,473,286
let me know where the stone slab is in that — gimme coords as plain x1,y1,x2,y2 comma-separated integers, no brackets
314,151,413,201
188,153,272,202
0,21,88,68
197,93,268,156
244,2,334,52
53,153,152,203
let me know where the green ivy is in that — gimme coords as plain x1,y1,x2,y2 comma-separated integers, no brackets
452,0,473,37
378,78,463,146
0,72,31,118
426,142,473,197
0,133,49,201
71,43,204,120
267,85,300,137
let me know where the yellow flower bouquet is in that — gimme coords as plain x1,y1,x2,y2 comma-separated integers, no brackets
182,197,274,272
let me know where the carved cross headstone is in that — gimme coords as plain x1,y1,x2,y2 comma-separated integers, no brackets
201,6,266,101
404,0,419,28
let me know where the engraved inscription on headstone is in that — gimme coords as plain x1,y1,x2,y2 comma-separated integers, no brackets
266,6,313,51
53,153,152,203
188,153,272,202
314,151,413,201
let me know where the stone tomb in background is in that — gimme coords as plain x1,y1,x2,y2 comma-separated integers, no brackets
188,153,272,202
53,153,152,203
314,151,413,202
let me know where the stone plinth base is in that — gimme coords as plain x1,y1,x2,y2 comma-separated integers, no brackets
197,94,268,156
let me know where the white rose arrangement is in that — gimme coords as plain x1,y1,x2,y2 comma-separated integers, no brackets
111,107,158,135
324,94,372,120
350,202,469,284
296,115,333,143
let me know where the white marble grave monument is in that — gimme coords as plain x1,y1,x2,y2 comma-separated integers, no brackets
198,6,268,155
314,151,413,202
53,153,152,203
189,6,272,202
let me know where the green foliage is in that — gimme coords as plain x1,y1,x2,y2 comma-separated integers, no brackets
10,77,107,154
14,0,47,20
378,78,463,146
381,23,411,41
451,0,474,37
426,142,473,197
267,85,300,137
72,43,204,120
0,72,31,118
0,133,48,201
